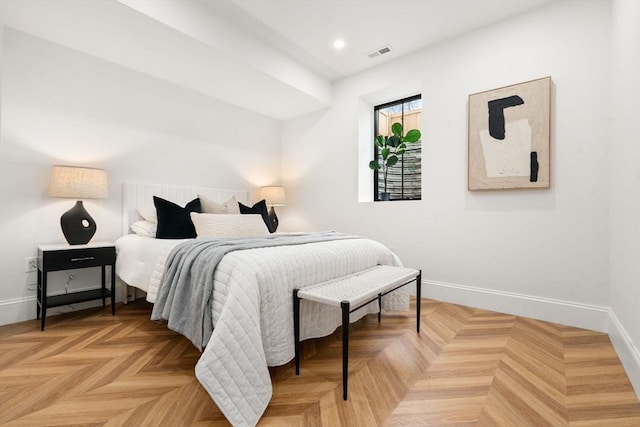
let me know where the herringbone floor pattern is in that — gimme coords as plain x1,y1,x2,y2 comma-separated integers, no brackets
0,299,638,426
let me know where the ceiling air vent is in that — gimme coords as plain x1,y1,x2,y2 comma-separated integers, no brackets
367,45,392,59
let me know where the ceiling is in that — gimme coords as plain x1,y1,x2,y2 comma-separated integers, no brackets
203,0,552,80
3,0,552,120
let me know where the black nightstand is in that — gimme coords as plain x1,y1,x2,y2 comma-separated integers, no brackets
37,242,116,331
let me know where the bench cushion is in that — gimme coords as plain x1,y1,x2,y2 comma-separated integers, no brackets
297,265,420,308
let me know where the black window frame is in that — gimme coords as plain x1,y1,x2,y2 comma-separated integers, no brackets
373,94,422,201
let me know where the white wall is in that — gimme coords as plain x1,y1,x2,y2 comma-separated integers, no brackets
608,0,640,395
282,0,613,329
0,28,281,323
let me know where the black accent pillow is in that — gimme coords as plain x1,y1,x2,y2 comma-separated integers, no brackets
239,199,272,233
154,196,201,239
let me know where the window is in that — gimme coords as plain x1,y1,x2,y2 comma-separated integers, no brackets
373,95,422,201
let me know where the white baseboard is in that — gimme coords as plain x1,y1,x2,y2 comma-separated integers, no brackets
608,310,640,398
424,279,610,332
0,283,127,326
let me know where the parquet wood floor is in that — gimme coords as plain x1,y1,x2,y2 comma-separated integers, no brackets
0,298,638,426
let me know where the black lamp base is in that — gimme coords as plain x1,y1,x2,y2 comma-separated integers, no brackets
60,200,97,245
268,206,279,233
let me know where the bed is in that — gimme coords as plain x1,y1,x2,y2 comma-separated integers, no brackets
115,183,409,427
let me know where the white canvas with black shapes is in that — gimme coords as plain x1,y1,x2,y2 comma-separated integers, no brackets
468,77,551,190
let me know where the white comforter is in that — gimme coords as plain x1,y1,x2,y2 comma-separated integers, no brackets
116,234,409,426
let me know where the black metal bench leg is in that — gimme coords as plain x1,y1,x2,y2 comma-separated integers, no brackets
416,271,422,334
341,300,349,400
377,293,382,323
293,289,301,375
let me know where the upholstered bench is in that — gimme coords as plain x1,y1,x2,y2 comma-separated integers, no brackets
293,265,421,400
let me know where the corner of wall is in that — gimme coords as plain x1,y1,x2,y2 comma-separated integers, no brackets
607,0,640,400
609,309,640,398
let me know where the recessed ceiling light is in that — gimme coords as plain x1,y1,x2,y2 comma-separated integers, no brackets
333,39,345,50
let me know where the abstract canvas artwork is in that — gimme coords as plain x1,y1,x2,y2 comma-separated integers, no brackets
468,77,551,190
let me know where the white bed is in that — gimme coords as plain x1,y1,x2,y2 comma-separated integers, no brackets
115,182,409,427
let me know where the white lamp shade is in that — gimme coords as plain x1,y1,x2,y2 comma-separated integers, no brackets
257,186,286,206
48,166,108,199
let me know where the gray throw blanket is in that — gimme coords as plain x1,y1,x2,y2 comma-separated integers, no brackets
150,231,355,350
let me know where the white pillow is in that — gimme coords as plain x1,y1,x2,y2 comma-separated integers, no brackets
190,213,268,238
131,220,157,238
137,205,157,223
199,195,240,214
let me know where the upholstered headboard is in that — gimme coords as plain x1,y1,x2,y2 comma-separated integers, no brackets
121,182,249,236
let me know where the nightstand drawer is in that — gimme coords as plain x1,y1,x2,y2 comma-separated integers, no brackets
40,246,116,271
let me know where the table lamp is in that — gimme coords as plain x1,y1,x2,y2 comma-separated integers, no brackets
257,186,286,232
48,165,108,245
